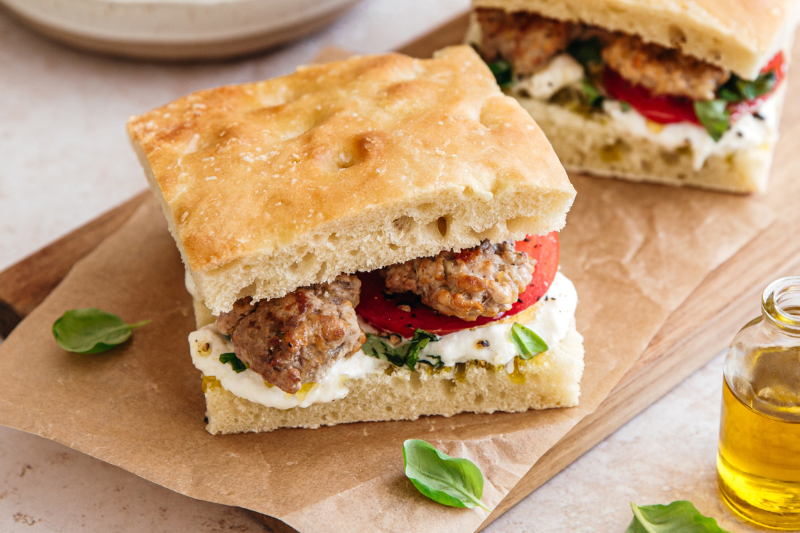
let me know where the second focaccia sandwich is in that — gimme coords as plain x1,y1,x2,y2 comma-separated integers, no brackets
468,0,800,192
127,45,583,435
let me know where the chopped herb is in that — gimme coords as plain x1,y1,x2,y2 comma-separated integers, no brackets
219,352,247,373
418,355,445,370
362,329,439,370
510,323,548,360
567,38,603,71
718,70,778,103
620,101,632,112
694,100,730,141
403,439,490,511
487,59,513,88
581,79,604,107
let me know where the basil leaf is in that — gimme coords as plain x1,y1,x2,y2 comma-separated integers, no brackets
418,354,445,370
717,85,742,103
717,70,777,103
510,323,548,359
567,38,603,71
52,308,150,354
219,352,247,373
581,79,603,107
403,329,438,370
403,439,490,511
693,100,730,141
362,329,439,370
626,501,731,533
362,335,409,368
487,60,513,88
737,70,777,101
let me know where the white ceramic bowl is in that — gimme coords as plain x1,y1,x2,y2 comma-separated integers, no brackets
1,0,361,60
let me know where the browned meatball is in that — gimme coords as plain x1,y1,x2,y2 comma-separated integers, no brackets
216,275,365,394
477,8,579,76
602,34,730,100
384,240,535,321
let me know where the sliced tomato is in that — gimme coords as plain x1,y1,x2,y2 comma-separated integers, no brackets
603,68,699,125
355,232,560,338
603,51,786,126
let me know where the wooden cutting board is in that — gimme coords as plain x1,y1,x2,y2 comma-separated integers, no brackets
3,13,800,533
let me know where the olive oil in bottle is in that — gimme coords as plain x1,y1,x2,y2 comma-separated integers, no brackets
718,278,800,529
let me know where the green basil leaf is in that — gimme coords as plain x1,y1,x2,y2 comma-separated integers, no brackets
403,439,490,511
693,100,730,141
487,60,513,88
581,79,603,107
219,352,247,373
736,71,777,101
418,354,445,370
510,322,548,359
717,85,742,103
52,308,150,354
362,335,406,367
362,329,439,370
403,329,438,370
717,70,777,103
567,38,603,71
626,501,731,533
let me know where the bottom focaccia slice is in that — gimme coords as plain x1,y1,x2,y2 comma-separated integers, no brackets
199,323,583,435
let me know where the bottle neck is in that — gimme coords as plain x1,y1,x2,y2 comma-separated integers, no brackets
762,277,800,337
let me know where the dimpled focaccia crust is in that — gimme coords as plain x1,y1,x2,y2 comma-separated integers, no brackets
471,0,800,79
127,45,575,314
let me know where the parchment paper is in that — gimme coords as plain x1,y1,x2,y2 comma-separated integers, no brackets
0,168,774,532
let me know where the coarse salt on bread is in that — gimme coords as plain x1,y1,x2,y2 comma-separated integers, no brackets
127,45,576,315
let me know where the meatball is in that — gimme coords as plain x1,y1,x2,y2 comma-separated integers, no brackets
216,275,365,394
477,8,579,76
602,34,730,100
384,240,536,321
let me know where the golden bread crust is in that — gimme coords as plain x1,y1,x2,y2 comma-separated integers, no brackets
471,0,800,79
128,46,575,313
202,322,584,434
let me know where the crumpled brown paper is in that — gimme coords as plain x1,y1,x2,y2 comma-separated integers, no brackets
0,164,775,532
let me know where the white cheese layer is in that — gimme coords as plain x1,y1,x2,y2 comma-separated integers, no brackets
416,272,576,370
515,54,585,100
189,272,577,410
601,94,780,171
190,328,387,410
511,53,781,171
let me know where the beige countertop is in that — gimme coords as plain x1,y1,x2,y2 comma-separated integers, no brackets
0,2,771,531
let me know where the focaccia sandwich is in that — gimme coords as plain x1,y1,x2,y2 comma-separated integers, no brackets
127,45,584,435
468,0,800,192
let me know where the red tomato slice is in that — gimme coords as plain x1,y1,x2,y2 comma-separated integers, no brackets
603,68,700,125
355,232,560,338
603,52,786,126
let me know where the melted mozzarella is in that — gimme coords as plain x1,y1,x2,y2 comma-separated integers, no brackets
416,272,576,370
189,272,577,410
510,53,782,171
514,54,585,100
601,94,780,170
190,329,387,410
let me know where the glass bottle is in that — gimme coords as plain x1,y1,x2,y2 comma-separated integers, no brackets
718,277,800,529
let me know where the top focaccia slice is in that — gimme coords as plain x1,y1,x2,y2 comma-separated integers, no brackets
472,0,800,79
127,45,575,315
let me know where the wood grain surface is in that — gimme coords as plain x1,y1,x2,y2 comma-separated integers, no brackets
2,12,798,533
